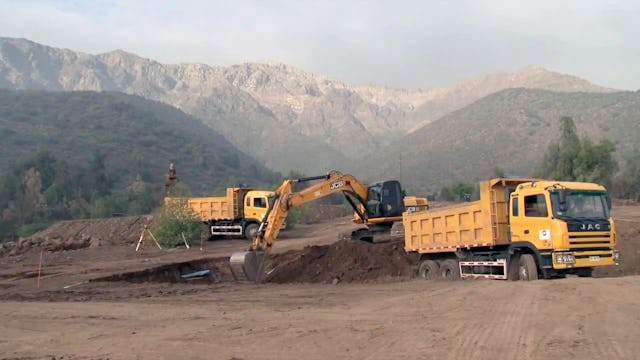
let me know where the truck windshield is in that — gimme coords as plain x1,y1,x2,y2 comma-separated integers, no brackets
550,190,609,219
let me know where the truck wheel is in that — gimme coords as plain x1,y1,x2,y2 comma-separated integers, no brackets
418,260,440,280
576,268,593,278
440,259,461,280
244,223,259,240
518,254,538,281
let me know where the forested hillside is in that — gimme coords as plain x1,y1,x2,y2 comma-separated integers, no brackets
355,88,640,194
0,90,281,240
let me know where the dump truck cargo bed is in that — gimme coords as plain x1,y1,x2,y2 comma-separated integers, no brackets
403,179,529,254
185,188,248,221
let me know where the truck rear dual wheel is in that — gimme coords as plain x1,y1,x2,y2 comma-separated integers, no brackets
418,260,440,280
439,259,461,280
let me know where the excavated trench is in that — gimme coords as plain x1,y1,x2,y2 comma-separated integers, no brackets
93,257,235,284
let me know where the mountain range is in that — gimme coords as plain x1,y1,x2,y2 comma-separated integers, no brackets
1,37,637,192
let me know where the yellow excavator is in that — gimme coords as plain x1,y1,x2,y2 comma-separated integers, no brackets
229,170,428,282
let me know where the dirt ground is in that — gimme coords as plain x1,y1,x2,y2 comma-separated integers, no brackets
0,205,639,359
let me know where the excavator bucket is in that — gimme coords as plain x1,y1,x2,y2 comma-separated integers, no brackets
229,250,266,283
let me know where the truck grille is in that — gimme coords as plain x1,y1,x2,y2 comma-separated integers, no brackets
568,232,613,248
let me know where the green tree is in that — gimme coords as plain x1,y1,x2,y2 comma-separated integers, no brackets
127,176,157,215
24,150,57,190
439,186,453,201
537,116,617,188
452,182,475,201
90,197,114,218
612,149,640,200
85,149,112,199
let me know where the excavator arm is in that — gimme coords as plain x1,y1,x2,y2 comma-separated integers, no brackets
251,171,371,251
230,171,380,282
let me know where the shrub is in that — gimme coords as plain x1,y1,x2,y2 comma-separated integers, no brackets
16,222,50,238
151,199,202,248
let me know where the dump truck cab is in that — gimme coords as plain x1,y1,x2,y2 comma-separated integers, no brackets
509,180,619,277
243,190,272,223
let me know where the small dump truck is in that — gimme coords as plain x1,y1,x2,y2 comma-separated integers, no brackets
181,187,278,240
403,178,620,280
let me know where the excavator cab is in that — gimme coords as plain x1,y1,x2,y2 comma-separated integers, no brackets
364,180,404,218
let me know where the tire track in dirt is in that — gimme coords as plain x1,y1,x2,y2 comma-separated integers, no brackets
356,284,464,360
496,284,539,360
580,280,636,360
443,282,540,360
530,278,640,359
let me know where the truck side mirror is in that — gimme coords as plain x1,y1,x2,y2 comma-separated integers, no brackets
605,194,612,211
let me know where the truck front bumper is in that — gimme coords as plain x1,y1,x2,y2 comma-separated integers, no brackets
551,249,620,269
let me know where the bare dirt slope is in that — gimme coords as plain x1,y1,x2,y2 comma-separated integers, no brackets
0,215,153,257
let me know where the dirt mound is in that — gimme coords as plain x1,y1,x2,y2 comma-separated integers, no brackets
0,215,153,257
595,219,640,277
264,239,417,284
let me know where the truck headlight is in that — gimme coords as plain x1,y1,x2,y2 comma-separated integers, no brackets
555,252,575,264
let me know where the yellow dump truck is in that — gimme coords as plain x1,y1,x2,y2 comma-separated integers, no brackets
403,178,620,280
181,187,278,240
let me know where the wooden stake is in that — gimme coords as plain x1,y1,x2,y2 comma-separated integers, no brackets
37,249,44,289
181,232,190,249
135,228,145,251
147,227,163,249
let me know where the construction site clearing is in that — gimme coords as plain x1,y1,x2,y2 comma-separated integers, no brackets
1,202,639,359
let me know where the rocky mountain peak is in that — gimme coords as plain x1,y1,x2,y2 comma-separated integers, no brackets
0,37,620,176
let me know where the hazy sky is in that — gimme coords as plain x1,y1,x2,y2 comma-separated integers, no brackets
1,0,639,90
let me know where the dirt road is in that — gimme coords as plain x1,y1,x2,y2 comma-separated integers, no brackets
1,276,639,360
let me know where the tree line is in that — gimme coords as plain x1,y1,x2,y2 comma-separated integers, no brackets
0,149,157,241
2,116,639,242
438,116,640,202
